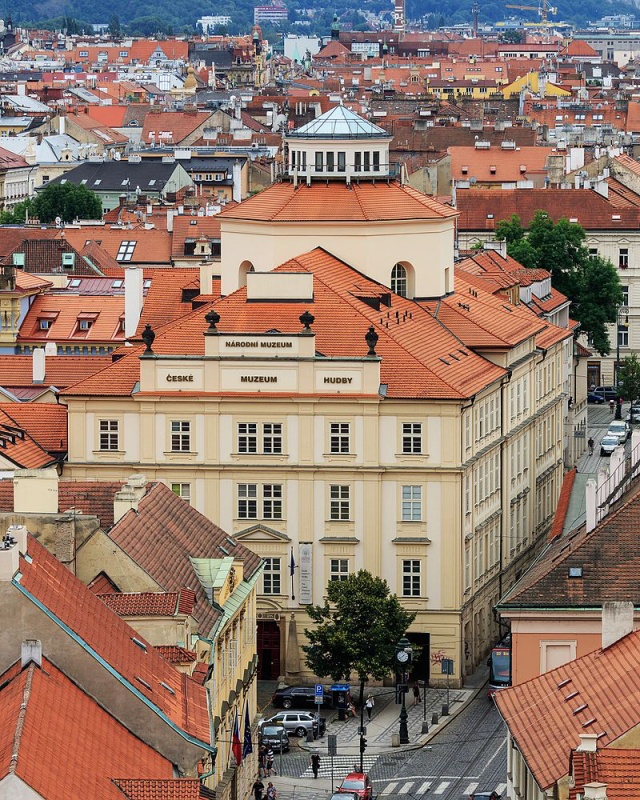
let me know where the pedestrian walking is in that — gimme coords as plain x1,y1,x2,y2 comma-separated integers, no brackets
413,684,421,706
610,398,616,414
258,745,267,777
266,782,277,800
588,437,594,456
365,694,374,721
266,748,275,776
253,779,265,800
311,753,321,779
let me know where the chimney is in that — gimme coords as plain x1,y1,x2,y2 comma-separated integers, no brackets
32,347,45,384
113,475,147,523
14,469,59,515
21,639,42,668
583,783,608,800
200,259,215,296
166,208,174,232
59,115,65,136
232,160,242,203
602,601,634,649
44,341,57,356
124,266,143,340
0,526,22,580
576,733,598,753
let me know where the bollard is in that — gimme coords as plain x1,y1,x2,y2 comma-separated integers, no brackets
441,704,449,716
421,721,430,734
431,712,439,725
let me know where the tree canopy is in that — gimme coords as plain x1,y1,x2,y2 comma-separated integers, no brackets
618,354,640,403
495,211,623,356
303,570,415,701
0,183,103,225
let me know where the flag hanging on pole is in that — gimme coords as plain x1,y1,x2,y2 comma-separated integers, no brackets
232,708,243,766
242,701,253,759
289,547,296,577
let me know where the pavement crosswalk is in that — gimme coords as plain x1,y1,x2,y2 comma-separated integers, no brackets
300,754,378,778
380,778,507,797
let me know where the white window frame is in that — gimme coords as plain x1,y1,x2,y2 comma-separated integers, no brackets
402,422,422,454
171,482,191,503
170,420,191,452
329,422,350,454
329,484,350,520
330,558,349,581
263,557,282,594
99,419,119,451
401,485,422,521
402,560,421,596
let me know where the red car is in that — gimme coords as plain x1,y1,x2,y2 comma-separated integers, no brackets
338,773,373,800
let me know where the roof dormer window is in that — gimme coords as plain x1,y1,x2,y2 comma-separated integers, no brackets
116,241,136,262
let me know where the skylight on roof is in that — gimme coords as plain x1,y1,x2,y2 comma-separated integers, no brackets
132,636,147,651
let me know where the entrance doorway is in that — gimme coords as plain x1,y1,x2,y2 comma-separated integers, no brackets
257,620,281,680
587,361,601,389
409,632,430,687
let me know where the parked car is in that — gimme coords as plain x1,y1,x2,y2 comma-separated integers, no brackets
593,386,618,402
588,391,605,404
607,420,630,444
626,404,640,424
261,711,326,738
337,772,373,800
330,793,358,800
259,724,290,752
470,793,501,800
272,685,331,709
600,435,620,456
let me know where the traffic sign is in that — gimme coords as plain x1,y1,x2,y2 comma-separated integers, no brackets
315,683,324,704
441,658,454,675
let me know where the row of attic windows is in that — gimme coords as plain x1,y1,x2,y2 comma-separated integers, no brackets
290,150,381,173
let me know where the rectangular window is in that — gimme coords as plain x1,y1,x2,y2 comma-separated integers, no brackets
373,151,380,172
238,484,257,519
263,557,281,594
99,419,119,451
401,485,422,521
116,240,136,262
238,422,257,453
170,420,191,452
263,484,283,519
618,326,629,347
619,248,629,269
39,319,50,330
330,558,349,581
354,152,362,172
263,423,282,454
364,151,371,171
402,422,422,454
330,485,350,520
402,560,421,596
326,151,335,172
171,483,191,503
622,285,629,306
337,151,346,172
315,151,323,172
330,422,350,454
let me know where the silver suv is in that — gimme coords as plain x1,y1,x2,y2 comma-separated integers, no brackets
261,711,325,738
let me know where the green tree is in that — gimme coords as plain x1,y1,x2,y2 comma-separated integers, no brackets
499,28,525,43
0,198,33,224
303,570,416,704
617,354,640,403
108,13,122,36
31,183,102,224
496,211,623,355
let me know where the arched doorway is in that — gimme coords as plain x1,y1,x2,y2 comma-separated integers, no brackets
238,260,255,288
390,261,415,298
257,618,281,679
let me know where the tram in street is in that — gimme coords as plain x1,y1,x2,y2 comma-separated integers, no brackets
487,636,511,696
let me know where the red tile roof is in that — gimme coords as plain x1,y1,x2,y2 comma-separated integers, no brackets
63,228,173,266
495,629,640,791
98,590,194,617
17,535,211,743
141,111,213,145
0,407,57,468
570,749,640,800
0,355,109,391
220,181,458,222
155,646,197,665
456,188,640,231
64,247,506,401
0,658,174,800
14,270,52,292
18,294,126,346
107,482,263,634
112,778,203,799
548,467,576,541
0,403,67,453
449,145,553,182
134,267,202,337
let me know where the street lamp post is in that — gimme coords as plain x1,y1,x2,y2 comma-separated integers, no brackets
396,636,412,745
616,304,629,420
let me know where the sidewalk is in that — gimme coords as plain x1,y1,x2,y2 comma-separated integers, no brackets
264,662,489,797
563,400,629,534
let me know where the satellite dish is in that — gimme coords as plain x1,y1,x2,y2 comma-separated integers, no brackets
469,177,477,185
55,216,62,226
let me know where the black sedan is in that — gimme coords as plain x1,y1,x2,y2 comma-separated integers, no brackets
272,686,331,709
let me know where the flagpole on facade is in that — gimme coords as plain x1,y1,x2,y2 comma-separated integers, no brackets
290,547,296,601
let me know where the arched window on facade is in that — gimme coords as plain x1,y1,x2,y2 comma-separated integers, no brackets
238,260,255,287
391,263,408,297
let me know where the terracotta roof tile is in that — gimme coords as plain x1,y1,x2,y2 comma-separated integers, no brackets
154,646,197,665
141,111,213,145
457,188,640,231
134,267,202,337
112,778,204,799
0,403,67,452
0,355,112,389
107,482,263,635
0,658,174,799
17,535,211,743
0,407,57,468
548,467,576,541
495,629,640,791
449,145,554,182
63,228,172,266
98,591,181,616
220,181,458,222
14,270,52,291
570,749,640,800
18,294,126,346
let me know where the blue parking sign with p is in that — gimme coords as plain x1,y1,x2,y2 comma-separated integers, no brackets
315,684,324,703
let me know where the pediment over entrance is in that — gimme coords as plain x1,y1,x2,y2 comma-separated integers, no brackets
234,524,290,542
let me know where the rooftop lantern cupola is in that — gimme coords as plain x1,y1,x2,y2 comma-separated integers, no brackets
286,104,393,186
331,13,340,40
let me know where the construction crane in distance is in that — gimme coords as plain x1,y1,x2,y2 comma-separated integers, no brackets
505,0,557,26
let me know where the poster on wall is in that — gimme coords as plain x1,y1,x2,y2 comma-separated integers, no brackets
299,543,313,605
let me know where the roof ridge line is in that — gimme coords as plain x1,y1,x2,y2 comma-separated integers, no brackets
10,661,35,774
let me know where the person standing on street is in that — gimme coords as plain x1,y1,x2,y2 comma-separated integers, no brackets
413,684,421,706
266,782,277,800
365,694,374,720
253,778,265,800
588,437,594,456
311,752,321,778
258,745,267,777
266,748,275,776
